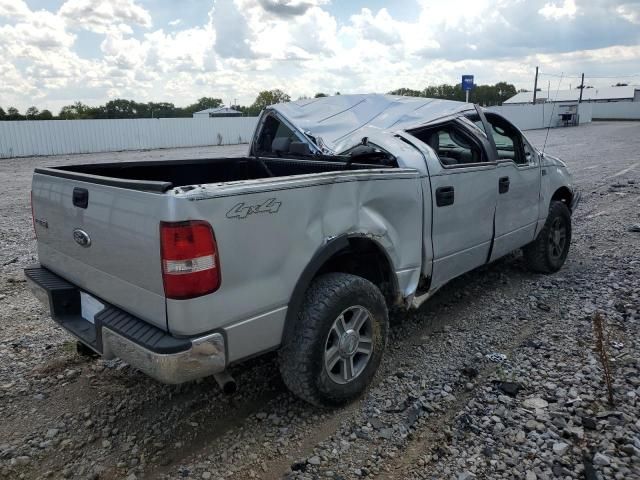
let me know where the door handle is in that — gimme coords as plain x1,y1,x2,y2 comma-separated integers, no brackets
499,176,510,194
436,186,454,207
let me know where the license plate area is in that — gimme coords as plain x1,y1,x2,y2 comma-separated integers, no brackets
80,291,104,324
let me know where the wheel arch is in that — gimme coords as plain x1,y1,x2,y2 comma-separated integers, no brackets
551,186,574,212
281,234,399,344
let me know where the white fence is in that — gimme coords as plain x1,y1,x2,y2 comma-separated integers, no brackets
592,102,640,120
0,117,259,158
3,102,637,159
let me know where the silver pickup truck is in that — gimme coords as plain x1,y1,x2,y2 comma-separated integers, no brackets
26,94,579,406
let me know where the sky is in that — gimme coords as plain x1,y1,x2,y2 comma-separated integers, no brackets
0,0,639,113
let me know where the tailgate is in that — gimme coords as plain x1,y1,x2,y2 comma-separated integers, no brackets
31,172,167,330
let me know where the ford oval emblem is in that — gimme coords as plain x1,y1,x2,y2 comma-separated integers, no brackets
73,228,91,247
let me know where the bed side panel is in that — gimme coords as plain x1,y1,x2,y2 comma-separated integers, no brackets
165,171,422,361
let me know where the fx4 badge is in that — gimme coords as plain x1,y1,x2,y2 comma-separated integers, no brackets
226,198,282,219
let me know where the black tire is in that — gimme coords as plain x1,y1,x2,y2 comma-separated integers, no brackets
278,273,388,407
523,200,572,273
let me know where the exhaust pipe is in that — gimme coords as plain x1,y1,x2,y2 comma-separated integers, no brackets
213,371,237,394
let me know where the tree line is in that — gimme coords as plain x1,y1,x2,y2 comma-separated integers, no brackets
0,90,292,121
0,82,518,121
388,81,518,105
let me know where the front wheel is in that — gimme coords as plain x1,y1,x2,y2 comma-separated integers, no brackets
278,273,388,407
523,200,572,273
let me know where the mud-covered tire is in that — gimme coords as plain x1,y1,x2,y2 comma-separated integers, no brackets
523,200,572,273
278,273,388,407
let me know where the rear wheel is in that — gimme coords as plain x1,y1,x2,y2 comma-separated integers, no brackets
523,200,572,273
278,273,388,407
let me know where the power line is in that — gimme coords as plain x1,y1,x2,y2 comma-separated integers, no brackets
538,71,640,79
579,74,640,79
538,72,582,79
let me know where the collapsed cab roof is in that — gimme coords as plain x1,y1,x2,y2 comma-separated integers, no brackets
268,94,475,154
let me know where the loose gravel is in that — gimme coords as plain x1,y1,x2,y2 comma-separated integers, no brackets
0,122,638,480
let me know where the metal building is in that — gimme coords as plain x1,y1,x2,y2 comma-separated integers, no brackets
193,107,243,118
504,85,640,105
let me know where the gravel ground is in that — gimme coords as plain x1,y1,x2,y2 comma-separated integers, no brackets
0,122,639,480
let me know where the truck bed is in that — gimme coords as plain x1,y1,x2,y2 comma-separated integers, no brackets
36,156,392,192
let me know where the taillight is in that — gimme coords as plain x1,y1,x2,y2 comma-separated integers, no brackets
160,220,221,299
30,191,37,238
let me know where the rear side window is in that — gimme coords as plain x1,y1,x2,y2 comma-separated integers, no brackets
410,124,487,167
274,122,295,143
256,115,298,154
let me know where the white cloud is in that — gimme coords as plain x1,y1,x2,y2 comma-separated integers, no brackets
0,0,30,18
0,0,638,113
617,3,640,24
144,27,217,72
210,0,257,59
58,0,152,33
348,8,402,45
0,10,75,53
101,32,147,69
538,0,577,20
258,0,329,17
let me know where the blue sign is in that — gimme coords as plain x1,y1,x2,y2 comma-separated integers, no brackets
462,75,474,91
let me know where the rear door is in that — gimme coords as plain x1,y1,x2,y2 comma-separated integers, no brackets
406,118,498,289
483,113,541,260
31,173,168,329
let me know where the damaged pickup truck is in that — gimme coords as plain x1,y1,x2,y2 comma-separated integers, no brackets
26,94,580,406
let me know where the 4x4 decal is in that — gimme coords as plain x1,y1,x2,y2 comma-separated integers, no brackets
226,198,282,219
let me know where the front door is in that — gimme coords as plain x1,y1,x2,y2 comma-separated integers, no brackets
407,119,498,289
484,113,541,260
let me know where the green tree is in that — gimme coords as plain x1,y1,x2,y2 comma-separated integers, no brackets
250,89,291,114
26,106,39,119
59,102,93,119
424,84,463,101
147,102,177,118
314,92,328,98
489,81,517,105
195,97,223,110
0,107,5,120
389,81,518,106
38,109,53,120
104,99,137,118
7,107,22,120
182,97,224,116
389,88,423,97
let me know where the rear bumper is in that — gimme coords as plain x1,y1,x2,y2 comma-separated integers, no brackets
24,266,226,384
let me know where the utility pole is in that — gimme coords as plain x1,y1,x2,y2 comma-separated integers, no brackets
578,73,585,103
532,66,539,104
